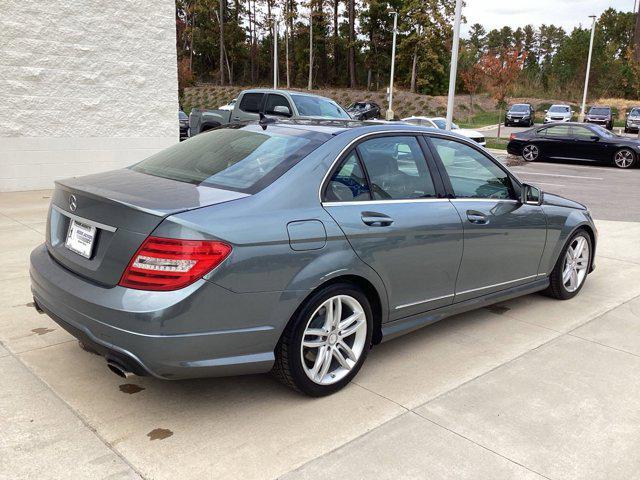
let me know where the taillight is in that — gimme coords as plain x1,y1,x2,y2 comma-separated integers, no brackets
119,236,232,291
509,133,516,141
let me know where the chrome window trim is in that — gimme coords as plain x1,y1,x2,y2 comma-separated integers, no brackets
456,274,539,296
322,198,448,207
52,204,117,232
395,293,454,310
450,198,519,203
317,129,477,203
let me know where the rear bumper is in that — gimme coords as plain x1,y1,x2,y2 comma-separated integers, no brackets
30,244,293,379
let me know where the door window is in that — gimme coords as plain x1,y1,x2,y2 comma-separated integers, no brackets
545,125,571,137
357,136,437,200
325,152,371,202
238,93,264,113
571,125,596,139
431,138,515,200
265,94,292,116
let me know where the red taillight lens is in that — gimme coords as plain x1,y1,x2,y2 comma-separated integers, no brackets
509,133,516,141
119,236,232,291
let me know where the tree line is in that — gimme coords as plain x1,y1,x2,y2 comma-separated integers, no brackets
176,1,640,101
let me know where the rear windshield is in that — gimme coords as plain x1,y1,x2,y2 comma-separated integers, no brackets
509,105,529,112
549,105,570,113
589,107,610,115
291,95,350,119
131,125,326,193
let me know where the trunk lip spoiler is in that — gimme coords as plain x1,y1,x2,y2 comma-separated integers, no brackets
51,204,117,232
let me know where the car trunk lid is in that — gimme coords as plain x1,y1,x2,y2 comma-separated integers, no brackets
47,168,248,286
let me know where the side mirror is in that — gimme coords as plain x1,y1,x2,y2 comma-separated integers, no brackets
544,109,548,113
273,105,291,116
590,135,600,141
520,183,543,206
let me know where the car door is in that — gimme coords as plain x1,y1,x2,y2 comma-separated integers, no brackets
538,124,573,159
322,134,464,320
232,92,264,122
570,124,609,161
428,136,547,302
264,93,293,117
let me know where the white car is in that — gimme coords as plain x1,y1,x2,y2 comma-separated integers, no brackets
544,104,573,124
402,116,486,146
218,98,237,111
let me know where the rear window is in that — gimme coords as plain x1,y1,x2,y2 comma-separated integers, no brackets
239,93,264,113
291,95,350,119
131,125,325,193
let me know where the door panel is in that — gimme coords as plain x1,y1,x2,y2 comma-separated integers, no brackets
540,124,573,158
570,125,609,161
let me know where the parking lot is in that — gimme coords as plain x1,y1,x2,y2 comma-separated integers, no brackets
2,159,640,479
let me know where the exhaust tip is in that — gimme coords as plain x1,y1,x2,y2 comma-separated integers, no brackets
107,361,133,379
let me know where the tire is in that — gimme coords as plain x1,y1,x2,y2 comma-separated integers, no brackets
272,283,373,396
522,143,540,162
624,127,629,134
545,230,592,300
613,148,636,169
504,121,509,127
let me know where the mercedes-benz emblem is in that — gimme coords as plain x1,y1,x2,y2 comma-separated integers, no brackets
69,194,77,212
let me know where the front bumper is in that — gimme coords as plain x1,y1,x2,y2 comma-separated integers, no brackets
30,244,290,379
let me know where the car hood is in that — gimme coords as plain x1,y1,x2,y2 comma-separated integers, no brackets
454,128,483,138
542,192,587,210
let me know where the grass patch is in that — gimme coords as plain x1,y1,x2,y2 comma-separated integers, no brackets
458,110,502,128
485,137,509,150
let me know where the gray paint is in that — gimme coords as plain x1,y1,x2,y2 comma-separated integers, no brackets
30,122,597,380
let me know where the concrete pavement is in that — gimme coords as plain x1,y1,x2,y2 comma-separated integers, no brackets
1,184,640,480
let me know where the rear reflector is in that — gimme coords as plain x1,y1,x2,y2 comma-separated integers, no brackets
119,236,232,291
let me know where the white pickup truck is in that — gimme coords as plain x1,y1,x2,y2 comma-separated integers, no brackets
188,88,351,136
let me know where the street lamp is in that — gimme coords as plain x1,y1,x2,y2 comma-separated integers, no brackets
579,16,597,122
386,11,399,121
445,0,463,130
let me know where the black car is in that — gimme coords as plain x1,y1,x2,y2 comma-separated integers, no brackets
179,110,189,141
505,103,535,127
507,122,639,169
585,106,613,130
624,106,640,133
346,102,381,120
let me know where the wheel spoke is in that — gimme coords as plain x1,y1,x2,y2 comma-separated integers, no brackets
310,346,328,379
303,338,325,348
570,269,578,288
332,348,351,370
305,328,327,338
563,265,573,284
332,297,342,328
338,340,357,362
316,347,333,381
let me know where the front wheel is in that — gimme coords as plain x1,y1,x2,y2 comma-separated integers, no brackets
613,148,636,169
272,284,372,396
522,144,540,162
545,230,592,300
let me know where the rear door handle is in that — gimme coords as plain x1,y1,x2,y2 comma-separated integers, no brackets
361,212,394,227
466,210,488,224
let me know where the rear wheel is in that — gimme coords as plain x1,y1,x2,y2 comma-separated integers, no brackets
272,283,372,396
613,148,636,169
545,230,592,300
522,144,540,162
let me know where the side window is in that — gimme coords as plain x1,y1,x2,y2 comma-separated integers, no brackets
357,136,437,200
545,125,571,137
572,125,595,139
238,93,264,113
264,94,292,116
325,152,371,202
431,138,515,200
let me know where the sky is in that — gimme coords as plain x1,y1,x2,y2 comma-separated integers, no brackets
461,0,637,36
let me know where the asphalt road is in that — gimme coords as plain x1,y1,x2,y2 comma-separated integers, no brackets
492,153,640,222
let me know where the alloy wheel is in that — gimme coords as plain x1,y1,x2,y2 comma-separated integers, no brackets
300,295,367,385
562,235,590,293
614,149,635,168
522,144,539,161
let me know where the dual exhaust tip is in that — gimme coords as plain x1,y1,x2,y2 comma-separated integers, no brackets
107,360,134,379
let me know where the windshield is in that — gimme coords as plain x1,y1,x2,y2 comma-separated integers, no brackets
590,124,618,138
431,119,459,130
589,108,610,115
549,106,570,113
179,111,188,120
291,95,350,119
131,125,325,193
629,108,640,116
348,103,367,111
510,105,529,112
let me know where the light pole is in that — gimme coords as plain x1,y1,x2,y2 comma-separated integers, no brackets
308,11,313,90
386,11,399,121
580,16,597,122
273,18,279,89
445,0,463,130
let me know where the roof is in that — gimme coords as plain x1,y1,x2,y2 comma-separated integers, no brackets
242,88,334,101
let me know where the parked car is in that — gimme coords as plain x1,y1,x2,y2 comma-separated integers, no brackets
179,110,189,141
507,122,639,168
585,106,613,130
402,116,486,146
189,89,350,135
219,98,237,111
624,106,640,133
346,102,381,120
544,104,574,123
505,104,535,127
30,120,596,396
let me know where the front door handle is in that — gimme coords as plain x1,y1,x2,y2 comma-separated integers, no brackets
361,212,394,227
466,210,488,224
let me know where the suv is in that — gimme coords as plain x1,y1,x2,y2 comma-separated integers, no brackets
624,107,640,133
544,105,573,123
585,106,613,130
505,104,535,127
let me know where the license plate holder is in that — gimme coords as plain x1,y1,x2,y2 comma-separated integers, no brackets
65,219,97,258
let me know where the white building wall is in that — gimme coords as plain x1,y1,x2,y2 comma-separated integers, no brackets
0,0,179,191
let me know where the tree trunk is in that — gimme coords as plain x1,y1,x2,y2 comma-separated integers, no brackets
219,0,225,85
410,43,418,93
634,4,640,62
348,0,356,87
367,69,372,90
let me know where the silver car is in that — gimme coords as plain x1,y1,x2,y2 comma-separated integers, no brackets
544,104,574,123
30,120,597,396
